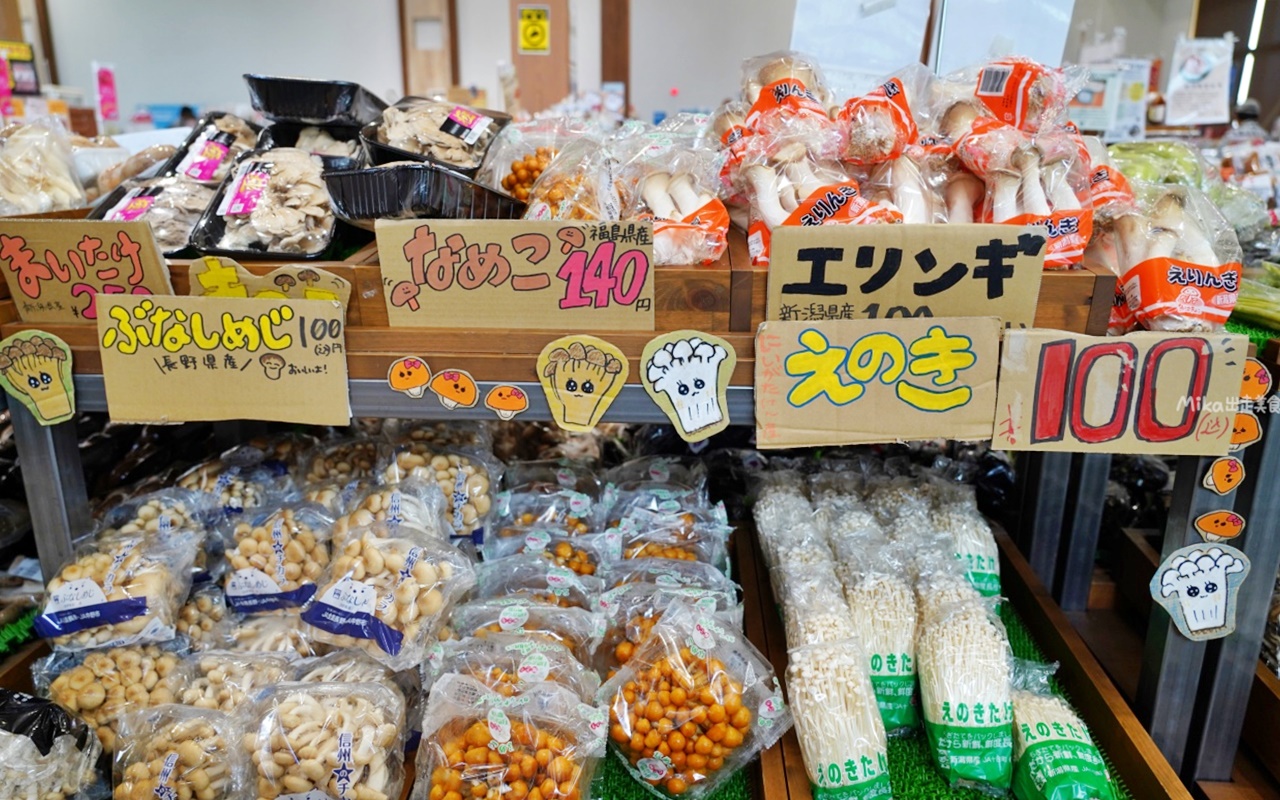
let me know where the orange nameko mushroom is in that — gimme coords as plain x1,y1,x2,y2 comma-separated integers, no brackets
485,384,529,419
387,357,431,398
430,370,478,409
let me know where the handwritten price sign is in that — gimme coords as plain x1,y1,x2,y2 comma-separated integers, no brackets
376,220,655,330
0,221,174,324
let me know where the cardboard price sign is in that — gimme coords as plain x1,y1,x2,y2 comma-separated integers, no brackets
377,219,655,331
96,295,350,426
767,224,1045,327
755,316,1000,448
0,220,174,323
993,330,1247,455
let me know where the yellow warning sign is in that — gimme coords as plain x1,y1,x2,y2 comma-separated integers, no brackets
518,5,550,54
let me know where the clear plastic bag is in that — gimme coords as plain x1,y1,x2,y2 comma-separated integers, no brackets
965,57,1086,133
223,614,317,660
236,431,322,479
294,649,395,684
502,458,601,497
242,681,405,800
1011,659,1117,800
412,674,605,800
778,564,859,650
96,143,177,196
114,704,243,800
475,553,603,610
224,503,333,614
385,419,492,452
169,649,292,713
178,584,229,651
301,523,476,671
215,148,335,256
617,513,730,570
602,482,711,527
0,688,101,800
600,558,740,597
448,598,605,665
599,600,791,799
331,478,451,542
429,633,601,701
741,51,833,126
932,498,1001,598
0,118,87,215
38,642,185,753
493,487,597,539
604,455,709,493
303,437,380,485
36,531,197,650
477,116,594,200
176,456,284,517
523,134,618,221
482,529,622,577
596,581,742,678
95,487,214,539
379,445,499,542
101,174,216,253
377,99,506,170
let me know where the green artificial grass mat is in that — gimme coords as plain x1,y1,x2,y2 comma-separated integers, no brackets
0,606,37,659
596,602,1132,800
1226,318,1280,350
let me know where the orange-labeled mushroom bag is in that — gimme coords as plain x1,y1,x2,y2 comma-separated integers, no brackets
600,600,791,799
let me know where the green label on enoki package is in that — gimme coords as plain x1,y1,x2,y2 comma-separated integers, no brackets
811,774,893,800
811,755,893,800
968,570,1001,597
924,721,1013,790
1012,740,1117,800
870,673,918,731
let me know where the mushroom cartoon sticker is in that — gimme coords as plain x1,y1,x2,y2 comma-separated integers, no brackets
1202,457,1245,495
0,332,75,425
430,369,478,409
1239,356,1272,402
387,357,431,398
641,331,737,442
1194,510,1246,542
485,385,530,419
537,336,629,432
1229,411,1262,451
1151,543,1250,641
259,353,286,380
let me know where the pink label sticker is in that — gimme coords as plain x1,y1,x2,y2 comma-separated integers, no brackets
107,190,157,222
96,66,119,122
223,165,271,216
0,56,12,118
183,140,231,181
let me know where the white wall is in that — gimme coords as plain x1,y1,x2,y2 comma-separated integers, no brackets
46,0,403,118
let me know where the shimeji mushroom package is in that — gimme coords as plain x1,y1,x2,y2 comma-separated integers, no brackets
113,704,244,800
224,503,334,613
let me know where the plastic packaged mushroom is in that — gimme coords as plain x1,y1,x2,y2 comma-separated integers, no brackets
36,533,197,650
39,643,184,753
301,523,477,671
178,585,229,650
241,681,405,800
113,704,242,800
596,581,742,679
448,598,605,665
380,446,497,541
492,487,596,538
95,488,214,540
474,553,604,610
428,633,602,701
177,457,279,517
224,503,333,613
599,601,791,799
174,113,258,184
224,614,317,660
1011,660,1118,800
100,174,217,253
0,689,101,800
376,100,506,171
170,650,292,713
482,529,622,578
331,478,451,542
304,438,380,485
215,148,336,256
477,116,593,200
294,649,396,686
412,674,606,800
0,119,87,215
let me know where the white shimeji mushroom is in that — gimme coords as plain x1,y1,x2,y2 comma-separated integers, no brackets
645,337,729,435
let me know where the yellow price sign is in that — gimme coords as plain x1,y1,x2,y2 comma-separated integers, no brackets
518,5,550,54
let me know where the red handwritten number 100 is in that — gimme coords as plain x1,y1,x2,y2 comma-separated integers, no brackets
556,241,648,310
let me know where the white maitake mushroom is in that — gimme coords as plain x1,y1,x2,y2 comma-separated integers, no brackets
645,337,730,435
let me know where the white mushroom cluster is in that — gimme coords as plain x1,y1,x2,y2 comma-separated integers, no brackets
378,102,496,169
0,122,86,215
171,651,292,713
218,148,334,255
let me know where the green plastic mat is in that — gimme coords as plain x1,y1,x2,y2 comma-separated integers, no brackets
596,603,1131,800
0,607,36,660
1227,318,1280,350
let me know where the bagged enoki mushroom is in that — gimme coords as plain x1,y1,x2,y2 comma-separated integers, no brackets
102,174,216,252
379,446,497,541
304,437,380,484
448,598,605,666
113,704,242,800
475,553,603,610
787,640,891,798
170,650,292,713
36,532,197,650
600,601,791,799
933,496,1001,597
301,522,476,671
917,597,1014,792
412,674,605,800
224,614,316,660
1114,182,1242,332
428,633,601,701
175,113,256,184
331,478,450,541
39,643,183,753
178,585,229,650
216,148,335,256
242,681,404,800
378,100,502,170
1011,660,1117,800
0,689,101,800
224,503,333,613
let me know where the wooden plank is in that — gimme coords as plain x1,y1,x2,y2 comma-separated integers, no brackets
1241,664,1280,785
1117,527,1160,621
997,530,1194,800
0,639,49,694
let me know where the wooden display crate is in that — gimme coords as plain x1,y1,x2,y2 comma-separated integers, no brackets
1241,664,1280,785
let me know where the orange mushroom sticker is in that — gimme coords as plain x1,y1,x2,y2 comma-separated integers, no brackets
1229,411,1262,451
1194,510,1246,543
1202,457,1245,496
430,369,479,409
1239,356,1272,402
537,335,629,432
485,385,530,420
387,356,431,398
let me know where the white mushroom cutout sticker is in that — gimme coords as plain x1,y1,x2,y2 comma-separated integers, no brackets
641,331,737,442
0,331,75,425
537,335,629,432
1150,543,1251,641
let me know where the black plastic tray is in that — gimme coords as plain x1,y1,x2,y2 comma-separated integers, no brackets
188,150,336,260
323,162,526,229
160,111,262,185
244,74,387,125
257,122,364,172
359,102,511,178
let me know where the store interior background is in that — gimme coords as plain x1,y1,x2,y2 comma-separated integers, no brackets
1,0,1214,128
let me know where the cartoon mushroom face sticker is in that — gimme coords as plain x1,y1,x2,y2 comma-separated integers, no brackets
1153,544,1250,640
642,332,735,441
430,369,478,409
537,335,629,432
0,333,74,424
1240,356,1272,401
259,353,285,380
388,357,431,398
485,385,529,419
